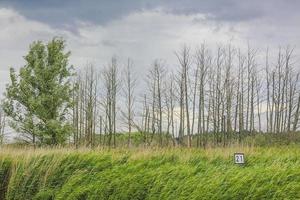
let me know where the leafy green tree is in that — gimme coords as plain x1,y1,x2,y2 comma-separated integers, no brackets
3,38,74,145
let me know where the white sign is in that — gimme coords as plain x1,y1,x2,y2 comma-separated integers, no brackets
234,153,245,164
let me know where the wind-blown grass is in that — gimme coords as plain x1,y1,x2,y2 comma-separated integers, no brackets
0,146,300,199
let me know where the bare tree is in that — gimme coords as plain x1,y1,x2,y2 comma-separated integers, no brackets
103,57,119,148
176,45,192,147
195,44,210,147
72,64,98,148
66,43,300,149
121,59,137,147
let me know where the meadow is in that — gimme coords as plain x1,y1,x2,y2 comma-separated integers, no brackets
1,145,300,200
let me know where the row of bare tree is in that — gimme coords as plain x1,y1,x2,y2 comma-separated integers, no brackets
71,44,300,147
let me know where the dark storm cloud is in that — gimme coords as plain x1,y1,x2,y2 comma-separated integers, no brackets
0,0,154,28
1,0,292,29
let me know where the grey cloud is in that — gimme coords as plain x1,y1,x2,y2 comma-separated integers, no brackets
161,0,263,21
102,39,117,47
2,0,297,31
0,0,153,30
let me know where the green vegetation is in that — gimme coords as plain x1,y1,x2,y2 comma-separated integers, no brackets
1,146,300,199
2,38,74,146
81,131,300,148
0,37,299,199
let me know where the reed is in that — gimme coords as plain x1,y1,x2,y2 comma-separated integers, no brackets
0,146,300,199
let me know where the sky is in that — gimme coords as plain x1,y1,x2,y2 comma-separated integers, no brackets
0,0,299,96
0,0,300,141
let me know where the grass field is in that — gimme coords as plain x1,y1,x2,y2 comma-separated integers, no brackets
1,146,300,200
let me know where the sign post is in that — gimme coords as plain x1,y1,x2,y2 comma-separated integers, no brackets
234,153,245,165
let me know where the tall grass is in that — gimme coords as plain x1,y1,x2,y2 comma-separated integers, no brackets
0,146,300,199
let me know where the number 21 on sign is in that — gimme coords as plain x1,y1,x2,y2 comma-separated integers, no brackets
234,153,245,164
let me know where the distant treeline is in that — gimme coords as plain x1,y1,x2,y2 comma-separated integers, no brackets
1,38,300,147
